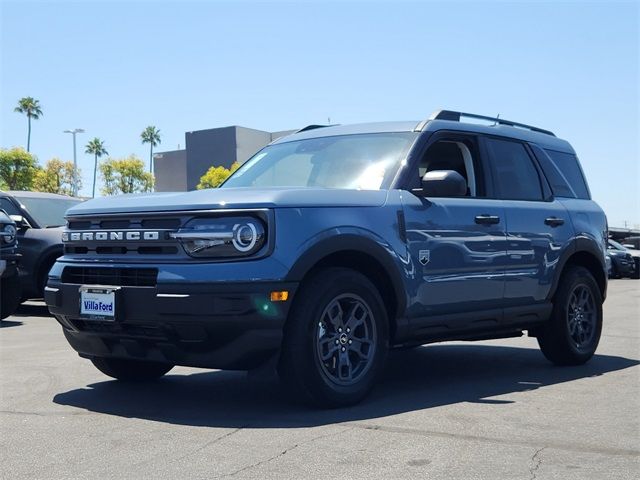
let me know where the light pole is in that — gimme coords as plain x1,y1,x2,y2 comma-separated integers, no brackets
64,128,84,196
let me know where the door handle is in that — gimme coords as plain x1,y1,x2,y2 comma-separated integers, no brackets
544,217,565,227
475,214,500,225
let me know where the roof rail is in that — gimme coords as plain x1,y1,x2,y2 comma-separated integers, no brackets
418,109,555,136
296,124,331,134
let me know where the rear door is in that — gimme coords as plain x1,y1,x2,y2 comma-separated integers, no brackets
401,132,507,328
482,136,573,313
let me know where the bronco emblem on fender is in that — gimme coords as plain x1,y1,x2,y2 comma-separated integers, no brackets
419,249,430,265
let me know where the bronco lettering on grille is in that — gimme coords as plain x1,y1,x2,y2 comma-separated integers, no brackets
62,231,161,242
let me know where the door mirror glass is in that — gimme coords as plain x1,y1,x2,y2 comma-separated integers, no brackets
9,214,30,229
416,170,467,197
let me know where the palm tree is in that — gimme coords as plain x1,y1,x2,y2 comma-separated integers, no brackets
140,126,161,173
14,97,43,152
85,138,108,198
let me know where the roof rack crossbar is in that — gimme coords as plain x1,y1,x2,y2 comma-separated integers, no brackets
423,110,555,136
296,124,331,133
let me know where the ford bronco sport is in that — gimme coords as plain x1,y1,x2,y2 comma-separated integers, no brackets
46,110,608,407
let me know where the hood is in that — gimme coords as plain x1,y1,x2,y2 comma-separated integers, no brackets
66,187,389,216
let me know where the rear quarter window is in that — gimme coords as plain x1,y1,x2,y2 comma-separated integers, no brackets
544,149,591,199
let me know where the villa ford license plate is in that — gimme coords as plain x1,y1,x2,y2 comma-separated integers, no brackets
79,286,117,320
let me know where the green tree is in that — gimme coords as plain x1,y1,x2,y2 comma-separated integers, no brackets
140,126,161,173
85,138,108,198
14,97,43,152
197,162,240,189
0,147,39,190
33,158,81,196
99,155,154,195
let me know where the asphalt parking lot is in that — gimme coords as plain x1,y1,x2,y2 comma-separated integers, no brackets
1,280,638,480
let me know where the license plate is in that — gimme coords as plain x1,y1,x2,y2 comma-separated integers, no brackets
79,286,117,320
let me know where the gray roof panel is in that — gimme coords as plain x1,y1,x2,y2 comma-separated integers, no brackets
271,118,574,152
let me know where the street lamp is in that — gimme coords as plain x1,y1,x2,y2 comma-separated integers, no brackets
63,128,85,196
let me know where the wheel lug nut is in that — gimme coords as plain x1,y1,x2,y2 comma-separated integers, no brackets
338,328,342,333
335,340,339,345
346,328,350,333
348,340,353,344
341,347,346,352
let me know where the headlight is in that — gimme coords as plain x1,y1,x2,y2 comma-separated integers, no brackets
1,224,16,244
171,216,266,258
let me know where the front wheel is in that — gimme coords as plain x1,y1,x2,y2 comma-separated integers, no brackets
91,357,173,381
278,268,389,408
537,266,603,365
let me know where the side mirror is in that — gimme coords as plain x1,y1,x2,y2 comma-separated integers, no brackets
414,170,467,197
10,215,30,229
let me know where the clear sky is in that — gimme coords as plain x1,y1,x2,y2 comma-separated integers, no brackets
1,0,638,227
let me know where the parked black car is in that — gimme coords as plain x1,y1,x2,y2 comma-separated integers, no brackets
0,191,82,301
0,209,21,319
606,239,637,279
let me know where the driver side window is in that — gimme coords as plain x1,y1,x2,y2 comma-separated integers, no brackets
418,138,480,197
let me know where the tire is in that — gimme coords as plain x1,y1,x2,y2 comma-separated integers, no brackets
278,267,389,408
537,266,602,366
90,357,173,381
1,275,22,320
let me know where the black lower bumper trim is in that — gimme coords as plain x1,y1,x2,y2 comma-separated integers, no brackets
48,280,297,370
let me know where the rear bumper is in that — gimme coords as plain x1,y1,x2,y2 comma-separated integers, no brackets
46,279,298,370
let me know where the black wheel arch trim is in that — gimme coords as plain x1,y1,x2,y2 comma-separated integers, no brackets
285,233,408,318
547,236,607,302
37,246,64,288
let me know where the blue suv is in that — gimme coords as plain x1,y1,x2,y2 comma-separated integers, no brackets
46,110,608,407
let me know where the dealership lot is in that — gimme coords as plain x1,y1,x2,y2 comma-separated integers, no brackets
1,280,638,479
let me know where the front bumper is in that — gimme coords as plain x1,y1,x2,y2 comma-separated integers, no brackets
613,257,636,277
0,252,20,278
46,278,298,370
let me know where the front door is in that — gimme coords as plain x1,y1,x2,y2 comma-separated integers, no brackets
401,133,507,329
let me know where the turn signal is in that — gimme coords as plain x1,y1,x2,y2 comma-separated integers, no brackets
270,291,289,302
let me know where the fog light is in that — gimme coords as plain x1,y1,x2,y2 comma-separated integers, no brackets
270,291,289,302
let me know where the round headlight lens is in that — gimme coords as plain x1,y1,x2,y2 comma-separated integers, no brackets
2,224,16,244
232,222,258,252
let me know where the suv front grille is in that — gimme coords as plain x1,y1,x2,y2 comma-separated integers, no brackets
64,215,184,258
62,267,158,287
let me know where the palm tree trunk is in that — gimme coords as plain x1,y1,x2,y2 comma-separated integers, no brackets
92,154,98,198
27,116,32,152
149,145,153,173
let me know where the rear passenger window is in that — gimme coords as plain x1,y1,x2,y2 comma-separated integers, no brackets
544,150,590,199
485,138,544,201
0,198,20,216
530,146,576,198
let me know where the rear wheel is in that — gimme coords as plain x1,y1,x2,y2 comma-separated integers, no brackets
91,357,173,381
278,268,388,408
537,266,602,365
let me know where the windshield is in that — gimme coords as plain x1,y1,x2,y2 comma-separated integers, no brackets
608,239,627,251
222,132,417,190
14,195,82,228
